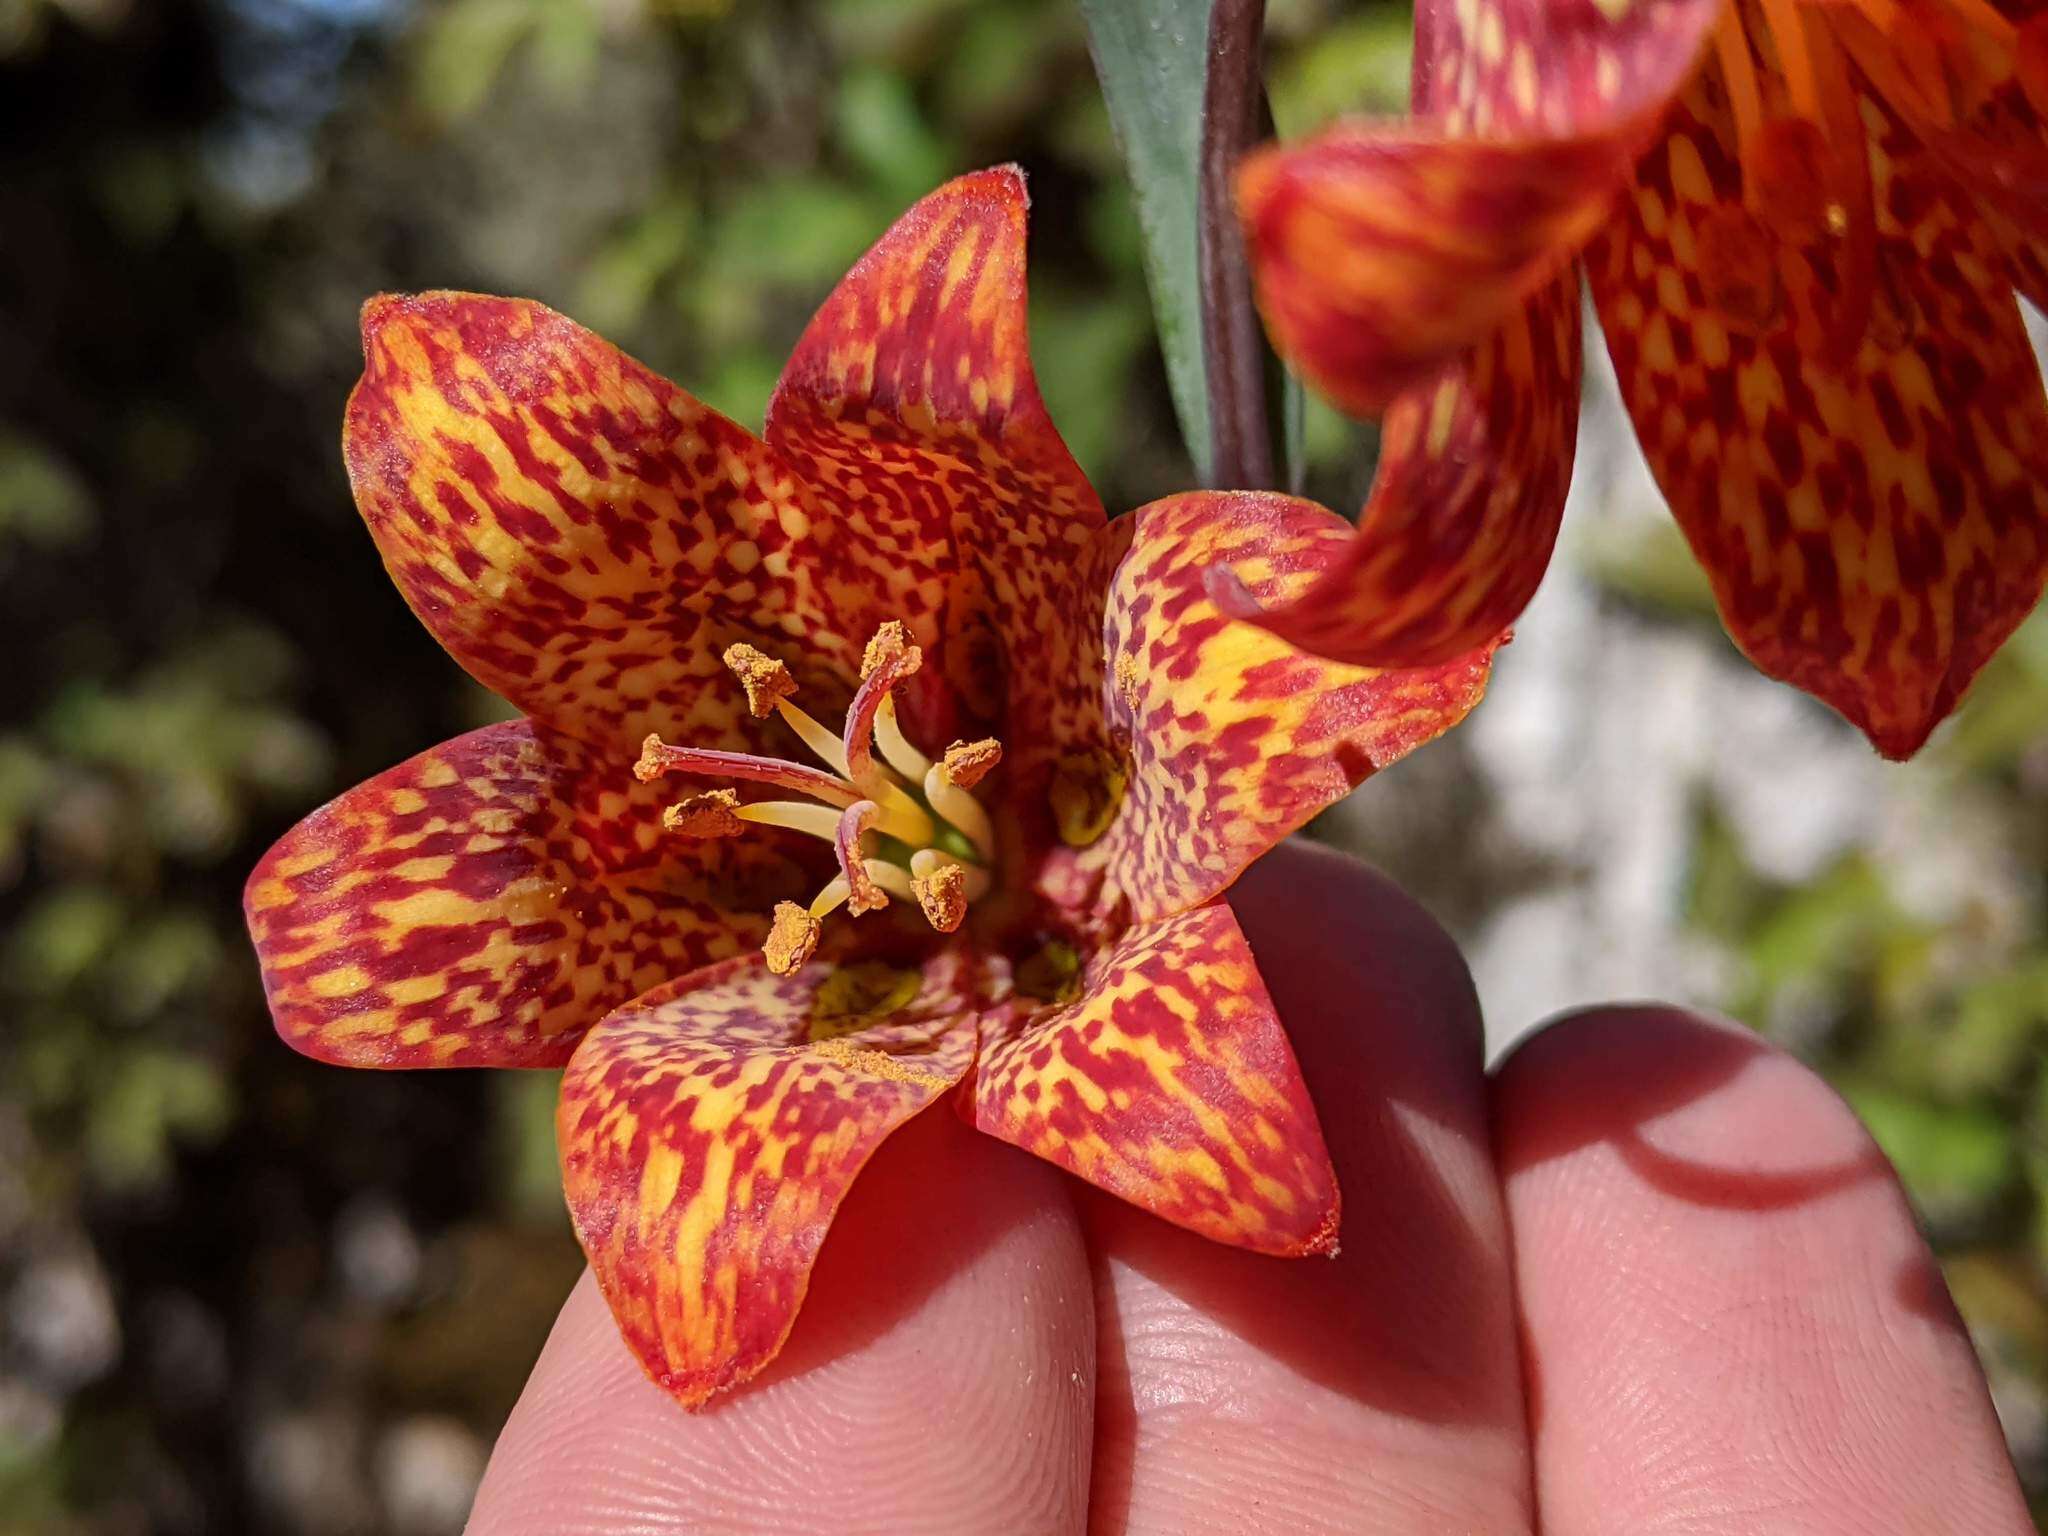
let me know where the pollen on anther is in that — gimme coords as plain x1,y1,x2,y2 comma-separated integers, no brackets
722,642,798,718
764,902,820,975
939,738,1002,789
861,620,922,681
633,734,668,782
663,788,742,838
912,864,969,933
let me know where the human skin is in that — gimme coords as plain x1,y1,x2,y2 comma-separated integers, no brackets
464,841,2032,1535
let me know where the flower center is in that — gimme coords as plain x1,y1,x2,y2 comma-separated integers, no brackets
634,622,1002,975
1695,0,2028,350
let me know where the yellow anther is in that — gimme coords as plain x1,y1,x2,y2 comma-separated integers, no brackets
663,788,743,837
764,902,821,975
911,862,969,933
939,738,1002,790
861,620,922,681
722,643,798,718
632,734,668,783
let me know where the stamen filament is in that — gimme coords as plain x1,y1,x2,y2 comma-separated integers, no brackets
809,878,852,919
875,696,934,782
924,765,995,860
874,782,938,847
842,630,923,787
736,801,844,841
637,739,860,807
864,860,918,903
777,701,855,780
835,801,889,914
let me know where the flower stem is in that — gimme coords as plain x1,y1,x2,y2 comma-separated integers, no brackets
1198,0,1276,491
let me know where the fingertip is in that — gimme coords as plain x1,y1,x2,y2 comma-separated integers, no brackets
1495,1004,2031,1534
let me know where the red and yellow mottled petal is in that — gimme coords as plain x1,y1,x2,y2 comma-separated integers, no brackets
975,903,1336,1257
1588,77,2048,757
764,167,1105,748
1239,0,1720,416
1926,82,2048,312
345,292,865,758
1214,277,1580,666
1094,492,1494,923
244,721,787,1070
558,950,979,1407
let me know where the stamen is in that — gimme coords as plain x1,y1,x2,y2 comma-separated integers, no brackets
663,789,744,837
835,801,890,914
860,620,917,680
808,863,919,916
765,902,821,975
875,696,934,782
722,643,798,718
910,848,992,901
843,625,924,786
923,764,996,860
636,736,861,807
911,862,968,933
776,700,854,779
863,860,918,903
734,800,844,842
939,738,1002,790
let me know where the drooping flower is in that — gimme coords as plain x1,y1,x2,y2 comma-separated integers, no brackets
243,169,1495,1408
1231,0,2048,759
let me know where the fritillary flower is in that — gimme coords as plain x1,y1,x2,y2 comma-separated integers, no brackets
1231,0,2048,758
244,169,1494,1407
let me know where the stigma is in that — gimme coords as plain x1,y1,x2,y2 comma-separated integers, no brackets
635,624,999,974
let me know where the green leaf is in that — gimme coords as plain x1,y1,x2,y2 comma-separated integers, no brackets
1080,0,1214,480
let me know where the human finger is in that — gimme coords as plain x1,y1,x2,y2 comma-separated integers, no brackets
1495,1005,2031,1534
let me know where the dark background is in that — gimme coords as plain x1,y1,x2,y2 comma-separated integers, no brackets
2,1,2043,1529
